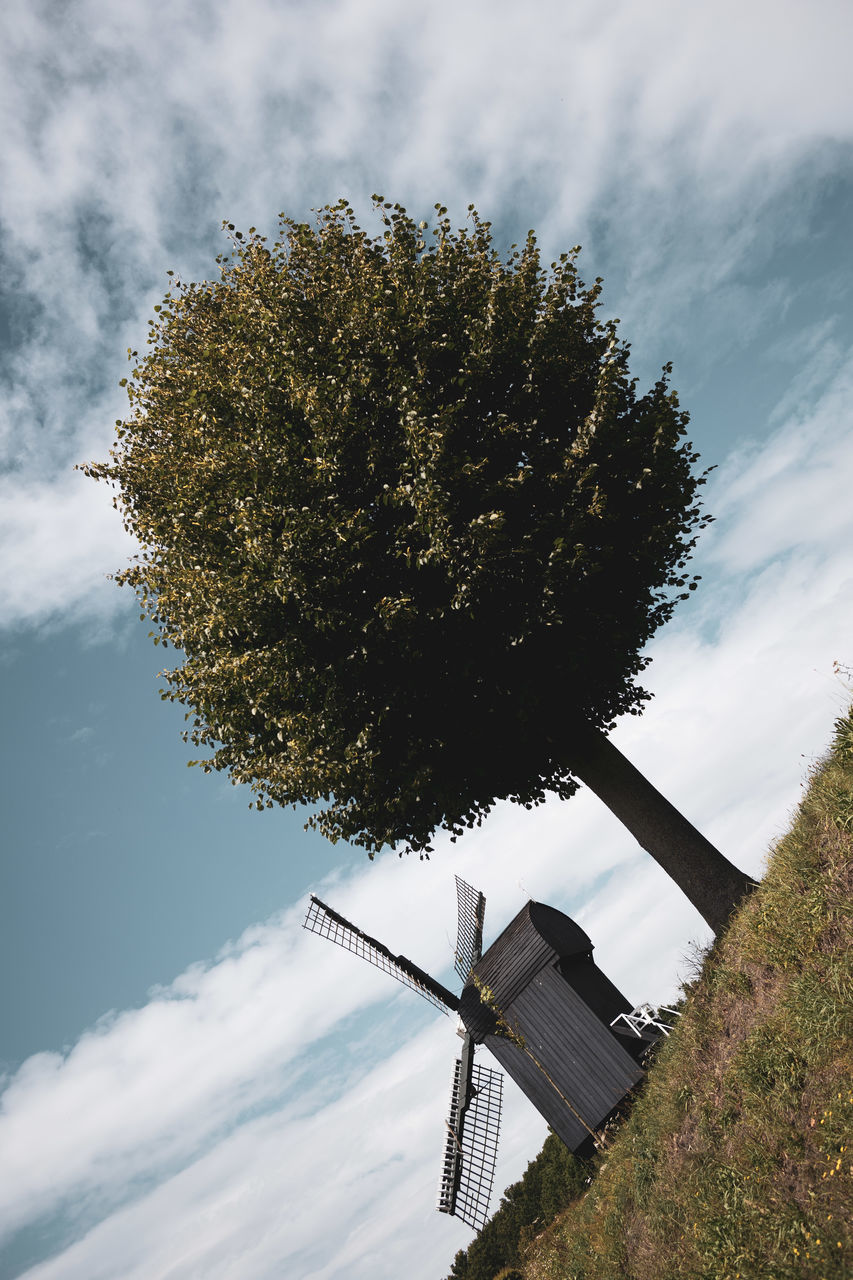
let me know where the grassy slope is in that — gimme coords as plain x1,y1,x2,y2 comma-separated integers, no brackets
523,707,853,1280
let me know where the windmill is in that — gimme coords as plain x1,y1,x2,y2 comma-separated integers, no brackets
303,877,659,1232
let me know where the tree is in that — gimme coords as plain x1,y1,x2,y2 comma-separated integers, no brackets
83,198,752,933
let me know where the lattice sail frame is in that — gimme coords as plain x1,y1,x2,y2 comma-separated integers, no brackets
303,895,458,1014
453,876,486,982
437,1057,503,1232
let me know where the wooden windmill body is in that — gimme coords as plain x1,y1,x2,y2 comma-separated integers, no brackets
304,879,661,1230
458,900,645,1154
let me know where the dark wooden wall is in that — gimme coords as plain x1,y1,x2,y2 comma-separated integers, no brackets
459,900,644,1150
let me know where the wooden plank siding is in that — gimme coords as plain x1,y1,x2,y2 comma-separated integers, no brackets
460,902,593,1037
482,1032,593,1152
459,900,645,1152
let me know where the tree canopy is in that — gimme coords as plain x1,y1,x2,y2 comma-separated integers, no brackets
85,199,710,856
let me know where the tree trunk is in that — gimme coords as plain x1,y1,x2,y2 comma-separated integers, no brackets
565,721,753,935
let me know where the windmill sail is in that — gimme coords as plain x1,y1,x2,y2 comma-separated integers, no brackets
453,876,486,982
303,895,459,1014
437,1048,503,1232
303,886,504,1230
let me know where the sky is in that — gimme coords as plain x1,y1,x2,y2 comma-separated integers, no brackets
1,1,852,1277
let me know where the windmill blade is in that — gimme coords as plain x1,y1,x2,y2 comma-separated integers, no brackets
453,1061,503,1231
436,1038,503,1233
303,895,459,1014
453,876,486,982
437,1034,476,1221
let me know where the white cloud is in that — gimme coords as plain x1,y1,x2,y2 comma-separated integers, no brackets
704,357,853,574
1,0,852,629
0,471,134,631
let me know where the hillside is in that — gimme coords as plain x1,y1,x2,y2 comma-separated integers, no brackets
515,704,853,1280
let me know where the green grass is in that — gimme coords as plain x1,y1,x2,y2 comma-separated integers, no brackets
522,706,853,1280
